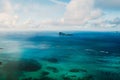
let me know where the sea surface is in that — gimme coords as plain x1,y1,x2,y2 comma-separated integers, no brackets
0,31,120,80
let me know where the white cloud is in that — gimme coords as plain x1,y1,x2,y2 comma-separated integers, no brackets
0,0,13,13
0,13,18,25
63,0,102,25
41,0,120,31
89,17,120,29
42,0,103,26
0,0,119,31
108,17,120,25
0,0,19,28
102,17,120,28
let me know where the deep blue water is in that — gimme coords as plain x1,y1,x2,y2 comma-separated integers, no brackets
0,31,120,80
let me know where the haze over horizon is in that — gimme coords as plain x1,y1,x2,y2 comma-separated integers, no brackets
0,0,120,31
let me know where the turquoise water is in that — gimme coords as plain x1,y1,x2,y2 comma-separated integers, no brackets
0,31,120,80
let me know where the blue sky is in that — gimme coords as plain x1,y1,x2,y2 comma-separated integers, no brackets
0,0,120,31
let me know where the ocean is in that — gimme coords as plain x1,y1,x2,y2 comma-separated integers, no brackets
0,31,120,80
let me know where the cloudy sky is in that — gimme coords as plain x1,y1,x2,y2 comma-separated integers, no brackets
0,0,120,31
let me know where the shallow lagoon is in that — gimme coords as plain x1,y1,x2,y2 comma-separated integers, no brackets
0,31,120,80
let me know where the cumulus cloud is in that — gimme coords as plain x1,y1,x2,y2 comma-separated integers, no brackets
42,0,120,30
0,0,12,14
63,0,102,25
102,17,120,28
108,17,120,25
0,0,19,28
0,0,119,31
42,0,103,26
89,17,120,29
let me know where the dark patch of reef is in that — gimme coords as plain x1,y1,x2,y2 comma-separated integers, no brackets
46,66,59,73
62,74,94,80
0,61,2,65
95,70,120,80
22,76,55,80
39,76,55,80
1,59,42,80
69,68,87,73
41,71,50,76
3,59,42,72
22,74,94,80
42,57,59,63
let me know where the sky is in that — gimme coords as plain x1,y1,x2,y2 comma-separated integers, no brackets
0,0,120,31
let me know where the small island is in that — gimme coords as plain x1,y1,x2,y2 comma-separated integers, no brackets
59,32,73,36
0,48,3,49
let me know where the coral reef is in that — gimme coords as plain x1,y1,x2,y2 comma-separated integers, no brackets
69,69,87,73
95,70,120,80
3,59,42,72
0,61,2,65
41,71,50,76
22,76,55,80
19,59,42,72
42,57,59,63
39,76,55,80
46,66,59,73
22,77,32,80
62,74,94,80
